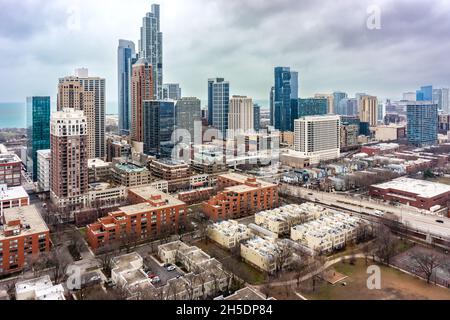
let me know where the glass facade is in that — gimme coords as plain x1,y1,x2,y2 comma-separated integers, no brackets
416,85,433,101
253,104,261,131
143,100,175,158
297,98,328,119
118,40,136,135
407,102,438,147
207,78,229,138
273,67,298,132
26,96,51,181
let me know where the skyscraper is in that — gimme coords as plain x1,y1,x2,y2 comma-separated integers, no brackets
131,58,154,143
314,93,334,114
50,108,88,209
207,78,230,138
407,101,438,147
273,67,298,132
118,39,136,135
253,104,261,131
269,86,274,126
359,95,378,126
139,3,163,99
26,96,51,182
416,85,433,101
297,98,328,119
175,97,202,144
337,98,358,116
58,69,105,159
162,83,182,100
143,100,175,158
332,92,348,115
228,96,254,138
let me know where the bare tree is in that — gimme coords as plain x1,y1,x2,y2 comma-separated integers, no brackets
97,244,119,278
410,251,442,284
274,241,293,275
48,248,70,284
374,225,398,266
291,257,308,287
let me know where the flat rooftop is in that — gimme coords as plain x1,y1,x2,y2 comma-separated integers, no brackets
224,287,268,300
114,162,148,173
372,177,450,198
88,158,110,168
0,185,29,201
1,205,49,240
128,186,185,207
219,172,276,188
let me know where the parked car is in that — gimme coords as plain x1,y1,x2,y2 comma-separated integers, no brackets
151,276,161,284
166,265,176,271
147,273,157,279
163,263,171,268
436,220,444,224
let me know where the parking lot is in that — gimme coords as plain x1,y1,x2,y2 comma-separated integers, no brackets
134,246,184,287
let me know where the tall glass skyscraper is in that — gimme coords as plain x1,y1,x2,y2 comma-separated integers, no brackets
333,91,348,115
273,67,298,132
416,85,433,101
143,100,175,158
118,39,136,135
26,96,51,182
297,98,328,118
139,4,163,99
407,101,438,147
253,103,261,131
207,78,230,138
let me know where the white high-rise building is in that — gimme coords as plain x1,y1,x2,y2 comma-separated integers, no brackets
294,115,341,164
228,96,254,138
37,149,51,192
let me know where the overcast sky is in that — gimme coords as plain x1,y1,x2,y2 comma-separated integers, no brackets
1,0,450,106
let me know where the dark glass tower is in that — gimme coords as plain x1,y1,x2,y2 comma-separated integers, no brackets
26,96,51,182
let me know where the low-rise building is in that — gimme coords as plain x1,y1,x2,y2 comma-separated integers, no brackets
0,184,29,216
291,211,361,254
0,146,22,187
87,183,127,207
149,159,191,192
88,158,112,183
86,187,187,250
255,203,326,235
360,143,400,156
0,205,50,275
15,275,65,300
178,187,214,205
369,177,450,210
111,160,151,187
216,286,274,300
207,220,253,249
279,150,310,169
240,236,293,273
374,124,406,142
202,176,278,221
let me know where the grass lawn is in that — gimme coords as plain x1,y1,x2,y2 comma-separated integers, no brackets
78,227,87,237
302,258,450,300
195,240,266,285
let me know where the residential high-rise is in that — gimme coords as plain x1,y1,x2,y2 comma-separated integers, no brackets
131,58,154,143
355,93,368,113
175,97,201,144
228,96,254,138
297,98,328,119
269,87,274,126
407,101,438,147
337,98,358,116
273,67,298,132
26,96,50,182
332,92,348,115
118,39,136,135
294,115,341,164
207,78,230,138
142,100,175,157
314,93,334,114
58,69,105,159
432,88,449,113
359,95,378,126
162,83,181,100
416,85,433,101
139,3,163,99
50,108,88,209
253,104,261,131
37,149,51,192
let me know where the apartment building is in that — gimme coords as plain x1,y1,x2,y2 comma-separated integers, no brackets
87,183,127,207
36,149,51,192
0,185,29,216
207,220,253,249
106,135,131,162
291,212,361,254
86,187,187,250
178,187,214,205
0,205,50,275
203,174,278,221
149,159,191,192
111,160,151,187
255,203,326,235
294,115,341,164
15,275,65,300
0,145,22,187
240,236,293,273
359,95,378,127
88,158,111,183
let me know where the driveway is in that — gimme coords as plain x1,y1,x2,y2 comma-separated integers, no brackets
141,255,183,287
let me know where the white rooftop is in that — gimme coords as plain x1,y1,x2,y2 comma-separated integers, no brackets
372,177,450,198
0,185,29,201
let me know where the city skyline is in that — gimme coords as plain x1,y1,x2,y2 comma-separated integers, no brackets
1,0,450,105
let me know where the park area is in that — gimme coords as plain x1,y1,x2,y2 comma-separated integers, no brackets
300,258,450,300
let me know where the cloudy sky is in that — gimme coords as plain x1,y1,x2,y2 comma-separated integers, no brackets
0,0,449,106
